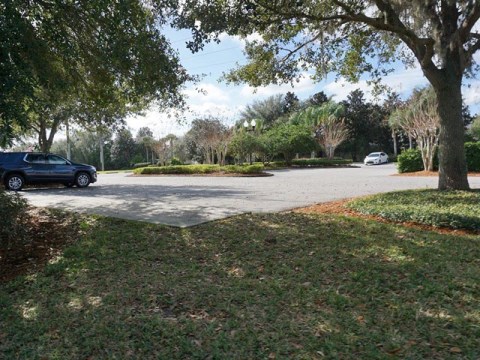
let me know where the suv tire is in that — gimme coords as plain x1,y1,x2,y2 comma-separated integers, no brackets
75,172,91,188
5,173,25,191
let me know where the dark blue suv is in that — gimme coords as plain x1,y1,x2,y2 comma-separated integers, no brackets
0,152,97,191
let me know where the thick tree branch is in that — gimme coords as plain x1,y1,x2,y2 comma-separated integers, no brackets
278,32,323,63
334,0,439,72
460,2,480,41
467,37,480,58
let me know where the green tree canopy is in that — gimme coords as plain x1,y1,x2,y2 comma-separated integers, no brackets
471,116,480,141
239,94,288,130
111,129,136,169
263,123,316,164
1,1,191,148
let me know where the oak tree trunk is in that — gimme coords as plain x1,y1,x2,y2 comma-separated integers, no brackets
434,80,469,190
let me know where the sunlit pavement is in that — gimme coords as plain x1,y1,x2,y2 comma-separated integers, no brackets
20,163,480,227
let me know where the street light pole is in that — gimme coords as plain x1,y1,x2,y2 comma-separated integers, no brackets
243,119,257,164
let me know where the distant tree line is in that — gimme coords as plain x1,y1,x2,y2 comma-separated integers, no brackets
7,88,476,171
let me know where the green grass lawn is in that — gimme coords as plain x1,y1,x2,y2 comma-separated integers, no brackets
348,189,480,231
1,212,479,359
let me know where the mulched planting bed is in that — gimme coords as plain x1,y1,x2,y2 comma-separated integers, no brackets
0,208,80,283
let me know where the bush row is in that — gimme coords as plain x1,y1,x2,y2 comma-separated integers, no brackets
133,164,265,175
397,142,480,173
261,158,352,169
291,158,353,167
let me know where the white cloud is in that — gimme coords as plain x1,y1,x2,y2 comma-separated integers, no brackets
324,67,427,102
126,109,190,139
188,102,244,122
218,32,263,46
240,74,316,98
183,83,230,104
462,83,480,108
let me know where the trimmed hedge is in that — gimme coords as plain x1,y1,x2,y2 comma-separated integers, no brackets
465,142,480,172
133,164,265,175
261,158,352,169
347,189,480,231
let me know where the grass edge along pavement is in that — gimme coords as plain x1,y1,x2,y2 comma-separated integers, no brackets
1,208,479,358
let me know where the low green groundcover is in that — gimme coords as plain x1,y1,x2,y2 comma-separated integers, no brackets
1,213,479,358
133,164,264,175
348,189,480,231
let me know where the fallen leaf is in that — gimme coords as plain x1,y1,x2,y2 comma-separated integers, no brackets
450,347,462,353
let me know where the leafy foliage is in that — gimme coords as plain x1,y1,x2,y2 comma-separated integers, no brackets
168,0,480,189
239,94,289,130
0,190,28,250
348,190,480,231
340,90,391,160
389,87,439,171
465,142,480,172
229,131,262,164
262,123,316,164
396,149,424,173
1,1,191,148
470,116,480,141
110,129,137,169
133,164,264,175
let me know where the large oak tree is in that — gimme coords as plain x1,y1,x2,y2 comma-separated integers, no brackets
166,0,480,190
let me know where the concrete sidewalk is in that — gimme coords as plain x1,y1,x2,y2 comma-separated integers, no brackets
21,164,480,227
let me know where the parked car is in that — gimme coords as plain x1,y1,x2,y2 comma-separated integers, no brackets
364,152,389,165
0,152,97,191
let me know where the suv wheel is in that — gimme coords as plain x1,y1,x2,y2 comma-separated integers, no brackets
5,174,25,191
75,172,91,188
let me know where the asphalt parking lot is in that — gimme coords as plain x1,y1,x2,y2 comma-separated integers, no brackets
21,163,480,227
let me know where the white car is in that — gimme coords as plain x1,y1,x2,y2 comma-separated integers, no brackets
364,152,388,165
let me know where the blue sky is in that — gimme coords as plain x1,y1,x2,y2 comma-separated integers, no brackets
125,28,480,139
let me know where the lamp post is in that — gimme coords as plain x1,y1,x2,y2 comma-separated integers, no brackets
243,119,257,164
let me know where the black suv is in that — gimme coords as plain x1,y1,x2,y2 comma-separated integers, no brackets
0,152,97,191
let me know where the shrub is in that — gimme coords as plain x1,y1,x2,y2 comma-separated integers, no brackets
0,190,29,250
222,164,264,174
465,142,480,172
170,157,184,166
396,149,423,173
